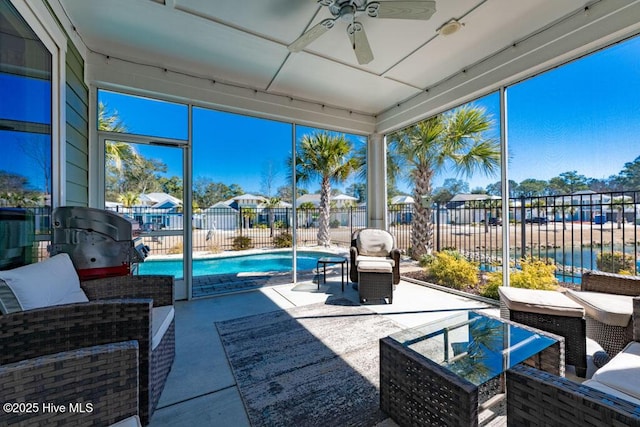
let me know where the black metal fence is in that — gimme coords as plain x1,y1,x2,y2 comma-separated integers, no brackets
22,191,635,282
104,206,368,255
106,191,639,281
419,191,640,281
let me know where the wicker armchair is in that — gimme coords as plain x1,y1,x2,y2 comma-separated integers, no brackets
0,274,175,425
569,270,640,356
506,296,640,426
0,340,140,426
349,228,401,285
498,286,587,377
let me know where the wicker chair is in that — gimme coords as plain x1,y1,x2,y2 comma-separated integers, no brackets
350,228,399,304
568,270,640,357
0,340,140,426
506,296,640,426
349,228,401,285
0,274,175,425
498,286,587,377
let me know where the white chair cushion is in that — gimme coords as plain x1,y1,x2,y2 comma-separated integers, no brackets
355,255,395,267
152,305,175,351
498,287,584,318
356,229,394,257
357,260,393,273
591,341,640,401
0,253,88,311
566,289,633,327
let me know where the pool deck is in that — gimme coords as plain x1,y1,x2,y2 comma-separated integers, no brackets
192,269,318,297
150,277,506,426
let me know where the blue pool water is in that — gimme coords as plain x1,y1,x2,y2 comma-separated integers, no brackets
137,251,338,278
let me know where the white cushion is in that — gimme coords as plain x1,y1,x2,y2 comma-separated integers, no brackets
357,260,393,273
356,229,394,257
591,341,640,401
566,289,633,327
152,305,174,351
355,255,395,267
498,287,584,318
0,253,88,311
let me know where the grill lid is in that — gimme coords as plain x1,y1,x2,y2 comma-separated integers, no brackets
50,207,149,276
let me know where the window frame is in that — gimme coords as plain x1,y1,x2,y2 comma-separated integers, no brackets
8,0,66,209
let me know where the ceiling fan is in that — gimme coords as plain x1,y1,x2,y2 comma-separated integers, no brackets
288,0,437,65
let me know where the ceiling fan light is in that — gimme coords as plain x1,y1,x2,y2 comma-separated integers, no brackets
438,19,463,36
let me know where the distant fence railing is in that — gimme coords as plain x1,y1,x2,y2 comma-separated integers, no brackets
107,190,640,282
105,206,368,254
398,190,640,281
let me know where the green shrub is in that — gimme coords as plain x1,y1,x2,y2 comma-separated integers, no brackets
274,232,293,248
596,251,636,274
254,223,268,229
232,236,253,250
481,257,557,300
418,254,435,268
274,220,286,229
425,250,479,290
330,219,341,228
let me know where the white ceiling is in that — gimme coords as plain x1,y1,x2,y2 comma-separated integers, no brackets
57,0,640,130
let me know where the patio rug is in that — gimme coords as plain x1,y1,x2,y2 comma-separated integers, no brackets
215,298,403,427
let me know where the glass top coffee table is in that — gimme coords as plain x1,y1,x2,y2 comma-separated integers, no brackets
380,311,564,426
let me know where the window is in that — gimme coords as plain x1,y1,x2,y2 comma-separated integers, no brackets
0,0,53,266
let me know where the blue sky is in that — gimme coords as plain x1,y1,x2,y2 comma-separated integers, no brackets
0,74,51,191
93,34,640,197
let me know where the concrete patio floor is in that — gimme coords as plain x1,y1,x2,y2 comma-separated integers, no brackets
148,276,502,426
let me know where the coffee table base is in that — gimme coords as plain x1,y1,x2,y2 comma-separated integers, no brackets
380,316,564,427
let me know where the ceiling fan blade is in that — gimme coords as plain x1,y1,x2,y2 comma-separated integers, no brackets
348,22,374,65
369,1,436,20
288,19,335,52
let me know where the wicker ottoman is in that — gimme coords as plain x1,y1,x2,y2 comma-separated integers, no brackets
566,289,634,357
357,260,393,304
499,286,587,377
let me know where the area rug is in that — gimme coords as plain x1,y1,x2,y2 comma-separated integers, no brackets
215,298,403,427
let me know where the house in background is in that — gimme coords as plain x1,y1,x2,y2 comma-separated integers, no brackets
389,195,415,225
106,192,183,230
139,193,182,210
296,193,357,208
196,202,239,231
229,194,267,210
296,193,359,227
195,194,294,230
446,194,501,225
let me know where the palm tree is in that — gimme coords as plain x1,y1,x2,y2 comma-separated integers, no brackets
298,201,316,228
119,191,139,208
99,102,136,171
388,106,500,259
611,196,627,229
555,200,578,231
294,132,358,246
265,197,281,237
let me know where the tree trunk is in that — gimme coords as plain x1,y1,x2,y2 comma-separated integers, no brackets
318,177,331,246
617,209,622,230
411,167,433,260
269,208,274,237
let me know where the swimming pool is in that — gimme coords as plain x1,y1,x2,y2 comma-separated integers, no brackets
137,250,339,278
